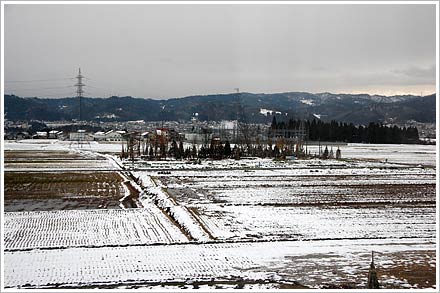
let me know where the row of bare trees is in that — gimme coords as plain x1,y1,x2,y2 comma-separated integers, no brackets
121,136,309,161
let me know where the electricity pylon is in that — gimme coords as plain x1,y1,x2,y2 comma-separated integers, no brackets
75,68,85,121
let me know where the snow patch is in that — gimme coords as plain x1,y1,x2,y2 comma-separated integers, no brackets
259,108,282,116
300,99,314,105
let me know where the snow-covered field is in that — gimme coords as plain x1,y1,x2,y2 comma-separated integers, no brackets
4,140,119,171
4,159,115,171
161,169,435,205
4,238,435,289
5,140,436,167
14,160,433,248
190,204,435,241
307,143,436,166
4,207,188,251
2,140,437,289
4,139,120,153
132,165,435,242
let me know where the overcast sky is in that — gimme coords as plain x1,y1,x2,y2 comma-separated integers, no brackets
4,3,437,99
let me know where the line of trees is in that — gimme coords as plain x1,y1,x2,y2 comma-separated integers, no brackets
128,138,298,161
271,118,420,144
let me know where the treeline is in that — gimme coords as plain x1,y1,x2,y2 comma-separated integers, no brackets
271,118,420,144
123,138,297,161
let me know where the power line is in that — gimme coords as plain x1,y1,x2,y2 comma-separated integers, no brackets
6,70,112,99
5,78,75,83
8,91,75,97
86,91,108,97
6,85,73,91
86,84,108,91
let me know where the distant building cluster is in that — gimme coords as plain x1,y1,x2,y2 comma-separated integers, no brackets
69,130,128,142
4,111,431,163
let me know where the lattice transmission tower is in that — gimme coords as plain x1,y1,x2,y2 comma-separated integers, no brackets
75,68,85,121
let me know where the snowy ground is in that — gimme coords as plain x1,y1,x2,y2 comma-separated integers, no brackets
2,140,437,289
4,208,188,251
4,139,120,153
4,238,435,289
5,140,436,167
307,143,436,166
133,166,435,242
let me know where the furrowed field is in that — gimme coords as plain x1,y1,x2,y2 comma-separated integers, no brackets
2,140,437,289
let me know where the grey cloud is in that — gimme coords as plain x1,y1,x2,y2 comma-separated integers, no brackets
4,4,436,98
392,65,436,81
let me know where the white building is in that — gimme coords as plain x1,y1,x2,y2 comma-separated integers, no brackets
69,130,93,141
104,130,126,142
48,130,63,139
34,131,48,139
93,131,106,141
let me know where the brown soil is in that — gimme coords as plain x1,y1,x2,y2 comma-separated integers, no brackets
5,172,123,200
4,150,84,160
378,250,436,289
4,171,125,211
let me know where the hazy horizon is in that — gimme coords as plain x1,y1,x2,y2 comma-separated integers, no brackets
5,89,437,100
4,4,437,99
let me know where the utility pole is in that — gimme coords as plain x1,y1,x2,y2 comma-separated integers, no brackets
235,87,251,152
75,68,85,121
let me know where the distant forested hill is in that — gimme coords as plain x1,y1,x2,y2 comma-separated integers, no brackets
4,92,436,125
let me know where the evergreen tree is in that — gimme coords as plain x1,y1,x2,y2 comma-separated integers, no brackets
170,140,178,158
273,145,280,158
149,144,154,158
184,147,191,159
179,141,184,159
191,145,197,158
323,146,329,159
271,116,277,129
224,140,232,157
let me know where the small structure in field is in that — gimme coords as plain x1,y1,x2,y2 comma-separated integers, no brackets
367,251,380,289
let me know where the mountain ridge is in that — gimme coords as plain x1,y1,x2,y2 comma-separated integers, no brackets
4,92,436,125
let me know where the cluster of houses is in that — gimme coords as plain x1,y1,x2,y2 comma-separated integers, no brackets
7,129,129,142
8,127,202,144
68,128,184,143
69,130,128,142
8,130,65,140
5,117,266,145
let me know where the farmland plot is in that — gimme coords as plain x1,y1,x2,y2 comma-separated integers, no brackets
4,150,85,160
4,208,188,251
164,175,435,206
3,141,437,289
4,140,77,151
4,146,125,211
4,238,435,289
4,148,115,172
307,143,436,166
120,156,414,171
5,139,121,153
189,204,435,241
5,158,115,171
4,172,125,211
139,165,436,242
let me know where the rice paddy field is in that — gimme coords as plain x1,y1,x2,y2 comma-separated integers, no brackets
4,171,124,211
2,139,437,290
